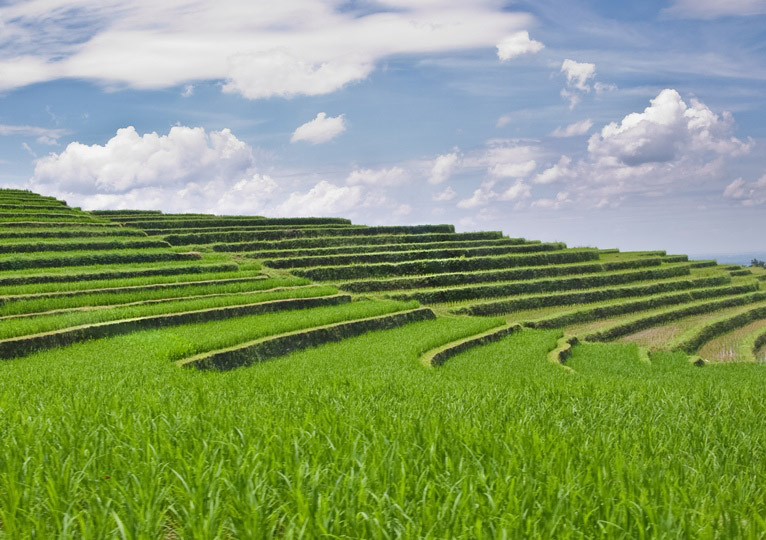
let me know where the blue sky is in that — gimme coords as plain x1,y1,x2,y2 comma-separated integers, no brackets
1,0,765,255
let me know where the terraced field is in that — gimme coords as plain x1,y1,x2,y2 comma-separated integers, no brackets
2,188,766,537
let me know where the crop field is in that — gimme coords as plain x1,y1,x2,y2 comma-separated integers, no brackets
1,189,766,538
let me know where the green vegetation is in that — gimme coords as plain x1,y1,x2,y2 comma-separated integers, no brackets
2,189,766,537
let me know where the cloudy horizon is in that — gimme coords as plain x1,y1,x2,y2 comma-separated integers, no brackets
1,0,765,255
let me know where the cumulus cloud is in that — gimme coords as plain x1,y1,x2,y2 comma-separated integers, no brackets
459,140,540,180
457,184,496,209
588,88,752,167
561,59,595,92
291,112,347,144
536,89,754,208
0,1,533,98
456,177,532,208
498,180,531,201
551,119,593,138
496,31,544,61
209,174,279,215
723,174,766,206
276,180,362,216
346,166,408,186
663,0,766,19
32,126,254,194
534,156,574,184
0,124,69,145
451,140,543,208
429,152,460,184
28,125,284,214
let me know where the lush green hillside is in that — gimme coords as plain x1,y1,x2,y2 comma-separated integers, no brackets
2,188,766,538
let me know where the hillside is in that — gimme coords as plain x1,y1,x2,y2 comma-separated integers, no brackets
2,188,766,537
2,188,764,367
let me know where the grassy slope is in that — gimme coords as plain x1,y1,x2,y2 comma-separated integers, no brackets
3,192,766,537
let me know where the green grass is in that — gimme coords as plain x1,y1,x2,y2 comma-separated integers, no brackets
0,268,265,296
293,249,600,281
425,274,727,310
263,244,567,269
0,276,308,316
0,252,236,280
0,238,170,253
0,227,146,239
4,190,766,537
0,248,201,271
245,237,535,259
528,284,762,329
0,285,346,340
211,231,508,252
3,325,766,537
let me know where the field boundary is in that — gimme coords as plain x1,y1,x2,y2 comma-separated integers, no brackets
419,322,521,367
0,294,352,359
179,307,436,371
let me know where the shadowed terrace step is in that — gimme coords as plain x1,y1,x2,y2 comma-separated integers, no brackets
0,294,352,359
179,307,436,371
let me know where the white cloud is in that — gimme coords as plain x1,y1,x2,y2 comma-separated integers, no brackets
457,185,496,209
27,125,287,214
0,1,533,98
471,140,539,179
224,52,373,99
594,82,617,95
496,115,512,128
498,180,531,201
551,119,593,138
32,126,255,194
209,174,278,214
496,31,544,61
291,112,347,144
588,88,752,167
531,191,571,210
663,0,766,19
723,174,766,206
276,180,362,216
560,88,581,110
561,59,595,91
433,186,457,201
547,89,754,208
0,124,69,145
429,152,460,184
534,156,574,184
181,84,194,97
560,59,602,109
456,174,532,208
22,142,37,158
346,166,408,186
489,159,537,179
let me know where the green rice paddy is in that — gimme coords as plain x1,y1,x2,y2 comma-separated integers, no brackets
1,189,765,538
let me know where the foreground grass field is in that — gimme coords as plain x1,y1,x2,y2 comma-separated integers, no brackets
2,189,766,538
3,324,766,538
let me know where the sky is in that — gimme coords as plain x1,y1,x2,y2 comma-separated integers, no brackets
1,0,765,256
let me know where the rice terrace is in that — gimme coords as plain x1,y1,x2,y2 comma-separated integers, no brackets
0,187,765,538
3,0,766,538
